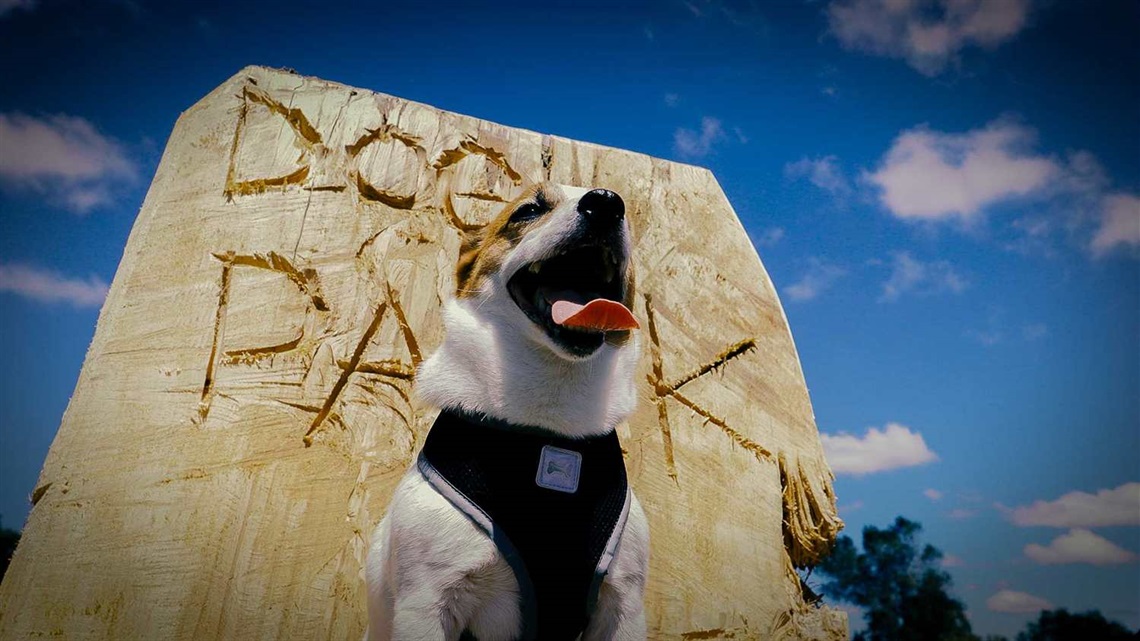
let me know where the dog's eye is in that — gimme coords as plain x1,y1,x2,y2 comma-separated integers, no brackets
510,202,544,223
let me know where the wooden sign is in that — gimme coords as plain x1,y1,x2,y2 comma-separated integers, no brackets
0,66,845,640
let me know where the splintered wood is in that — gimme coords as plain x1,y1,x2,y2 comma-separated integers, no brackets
0,67,845,640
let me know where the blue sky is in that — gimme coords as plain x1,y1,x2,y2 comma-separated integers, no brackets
0,0,1136,637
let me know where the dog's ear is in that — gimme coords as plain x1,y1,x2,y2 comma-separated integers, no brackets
455,227,484,296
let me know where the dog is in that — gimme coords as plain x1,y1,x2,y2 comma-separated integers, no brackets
365,182,649,640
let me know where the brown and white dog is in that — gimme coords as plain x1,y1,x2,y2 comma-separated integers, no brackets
364,183,649,640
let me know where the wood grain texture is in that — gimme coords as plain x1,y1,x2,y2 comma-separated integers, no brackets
0,66,845,640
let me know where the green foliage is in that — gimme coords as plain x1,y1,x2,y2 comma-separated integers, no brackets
817,516,974,641
1015,609,1139,641
815,515,1140,641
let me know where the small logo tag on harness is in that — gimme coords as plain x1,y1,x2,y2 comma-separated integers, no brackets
535,445,582,493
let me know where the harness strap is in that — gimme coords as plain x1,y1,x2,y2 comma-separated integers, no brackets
418,409,631,641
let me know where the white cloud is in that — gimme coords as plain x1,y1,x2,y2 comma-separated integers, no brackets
1091,193,1140,257
0,263,109,307
1005,216,1056,256
784,258,846,302
867,120,1059,222
1061,149,1111,195
785,155,851,197
880,251,968,301
664,92,679,107
987,589,1053,614
674,117,727,159
967,328,1003,346
865,119,1138,260
0,112,138,213
924,488,944,501
753,227,785,248
827,0,1033,76
839,500,866,515
1000,482,1140,528
0,0,36,17
1025,529,1139,566
942,553,965,567
822,422,938,476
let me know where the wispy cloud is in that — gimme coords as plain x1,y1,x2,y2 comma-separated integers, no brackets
924,488,944,501
752,227,785,248
947,508,977,520
0,112,139,213
681,0,770,35
999,482,1140,528
867,120,1058,222
1022,323,1048,341
784,258,846,302
986,589,1053,614
1025,529,1139,566
966,328,1003,346
663,92,679,107
965,309,1009,346
942,553,965,568
879,251,967,301
826,0,1033,76
822,423,938,476
1091,193,1140,257
785,155,852,199
1005,215,1057,257
0,262,110,307
674,116,726,159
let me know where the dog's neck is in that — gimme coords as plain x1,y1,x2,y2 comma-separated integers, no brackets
415,298,640,438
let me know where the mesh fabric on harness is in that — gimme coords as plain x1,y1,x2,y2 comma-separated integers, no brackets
418,409,631,641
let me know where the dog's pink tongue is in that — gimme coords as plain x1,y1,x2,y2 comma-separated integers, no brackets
551,299,640,331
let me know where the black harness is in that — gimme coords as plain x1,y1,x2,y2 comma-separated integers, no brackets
418,409,631,641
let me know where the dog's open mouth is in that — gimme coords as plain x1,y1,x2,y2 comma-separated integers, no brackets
507,245,638,356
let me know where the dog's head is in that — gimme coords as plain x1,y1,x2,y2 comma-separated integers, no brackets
454,182,637,360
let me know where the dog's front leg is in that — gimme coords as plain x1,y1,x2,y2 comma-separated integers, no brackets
364,493,455,641
365,570,454,641
584,585,647,641
367,473,499,641
390,593,452,641
582,495,650,641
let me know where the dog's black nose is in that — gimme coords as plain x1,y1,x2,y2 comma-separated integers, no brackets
577,189,624,224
